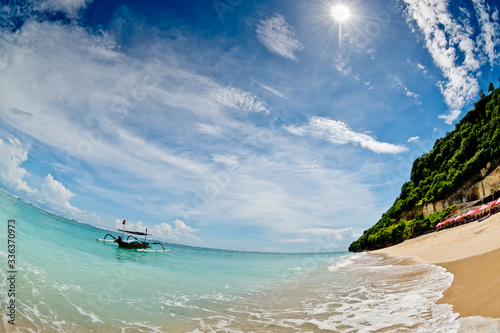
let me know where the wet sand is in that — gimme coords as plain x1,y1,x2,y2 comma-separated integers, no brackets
374,212,500,319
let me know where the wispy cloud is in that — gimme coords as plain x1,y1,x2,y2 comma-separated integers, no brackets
0,0,92,28
0,19,271,190
391,75,422,105
171,135,381,249
299,227,357,241
407,136,420,143
281,227,359,249
332,53,373,90
365,48,376,59
254,81,287,99
0,18,281,233
196,123,225,138
33,0,93,18
284,116,408,154
402,0,499,124
472,0,500,66
332,53,352,77
212,154,240,168
281,238,312,243
256,13,303,61
204,85,269,115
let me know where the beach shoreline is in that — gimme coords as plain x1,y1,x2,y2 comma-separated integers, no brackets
373,212,500,321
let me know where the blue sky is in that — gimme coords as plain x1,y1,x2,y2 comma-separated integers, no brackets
0,0,499,252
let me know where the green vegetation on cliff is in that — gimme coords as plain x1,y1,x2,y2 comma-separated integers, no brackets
349,86,500,252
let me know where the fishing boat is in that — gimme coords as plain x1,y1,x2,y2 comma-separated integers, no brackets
97,220,170,253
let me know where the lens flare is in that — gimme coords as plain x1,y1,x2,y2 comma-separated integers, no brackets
331,4,350,22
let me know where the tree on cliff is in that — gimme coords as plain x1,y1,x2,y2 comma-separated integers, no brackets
349,86,500,252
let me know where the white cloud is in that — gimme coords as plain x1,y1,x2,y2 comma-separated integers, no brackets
256,14,303,60
402,0,497,124
283,116,408,154
407,136,420,143
0,136,38,196
40,174,84,216
472,0,500,66
438,109,462,124
417,63,428,75
158,219,202,245
116,219,202,246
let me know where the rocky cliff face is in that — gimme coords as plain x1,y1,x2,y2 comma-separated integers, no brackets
401,159,500,221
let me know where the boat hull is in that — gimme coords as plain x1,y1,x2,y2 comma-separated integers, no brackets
117,239,150,249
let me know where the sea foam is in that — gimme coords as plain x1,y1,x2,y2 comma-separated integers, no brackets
194,253,462,332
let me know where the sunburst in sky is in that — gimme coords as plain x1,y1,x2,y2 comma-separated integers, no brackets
332,3,350,46
331,4,350,22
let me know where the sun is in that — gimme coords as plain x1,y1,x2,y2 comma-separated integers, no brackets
331,4,350,22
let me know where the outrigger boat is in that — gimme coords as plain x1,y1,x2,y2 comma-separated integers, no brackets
97,220,170,253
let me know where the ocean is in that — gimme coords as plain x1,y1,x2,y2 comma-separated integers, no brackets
0,189,461,332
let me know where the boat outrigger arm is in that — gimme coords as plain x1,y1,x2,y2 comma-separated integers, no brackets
97,228,170,253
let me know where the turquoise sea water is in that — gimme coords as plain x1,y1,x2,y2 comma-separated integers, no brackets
1,189,464,332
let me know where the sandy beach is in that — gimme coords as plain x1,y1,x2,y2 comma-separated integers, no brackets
374,212,500,322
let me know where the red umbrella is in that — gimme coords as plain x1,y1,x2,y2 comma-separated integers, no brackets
471,207,481,215
452,213,467,222
436,217,453,228
464,209,476,217
477,204,489,212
